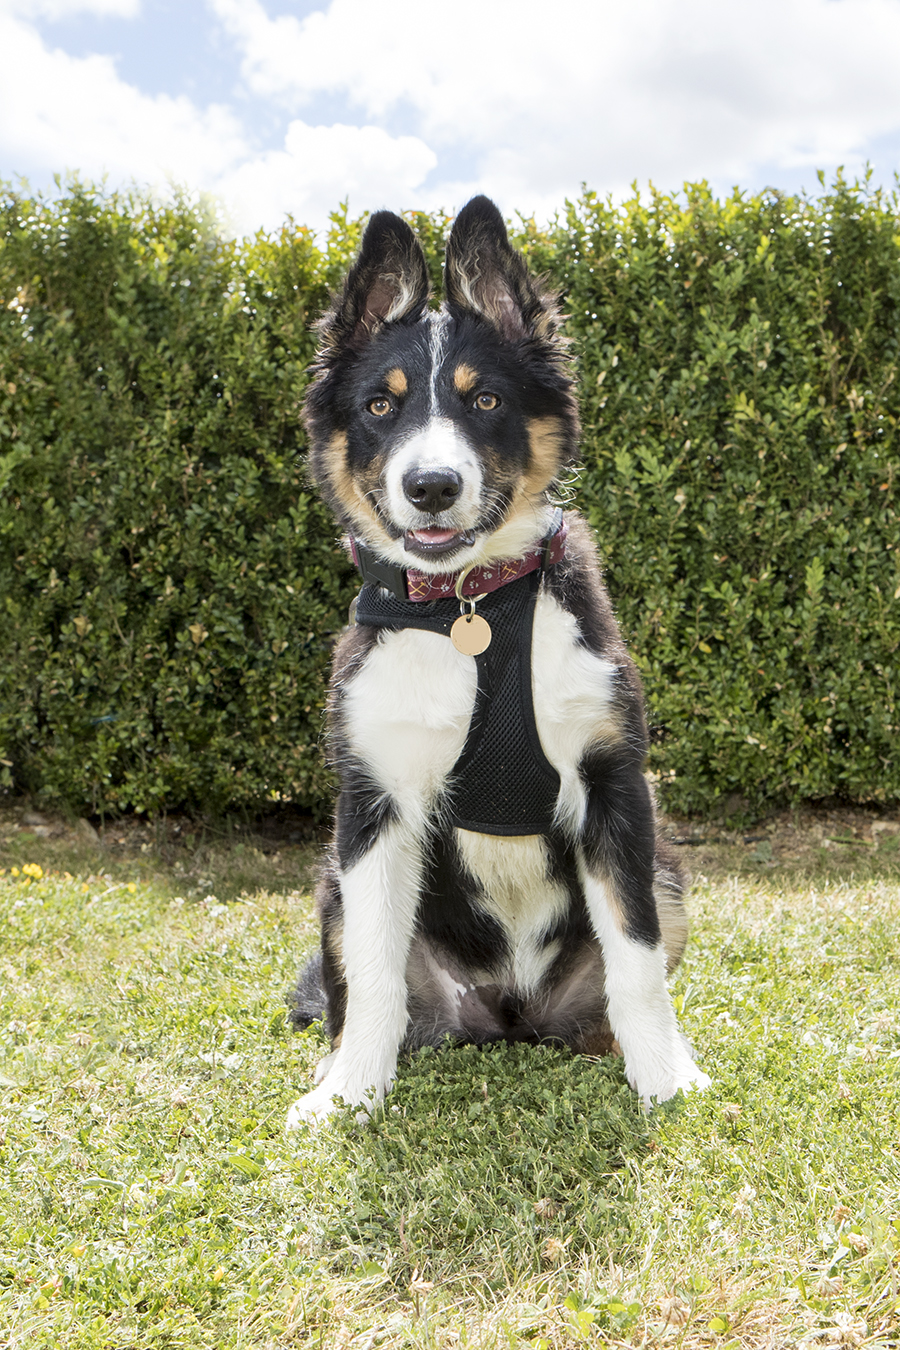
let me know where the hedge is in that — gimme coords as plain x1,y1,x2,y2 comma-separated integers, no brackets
0,188,355,815
1,177,898,818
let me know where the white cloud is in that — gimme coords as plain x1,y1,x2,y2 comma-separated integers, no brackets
0,0,439,236
215,120,437,235
0,7,247,188
209,0,900,215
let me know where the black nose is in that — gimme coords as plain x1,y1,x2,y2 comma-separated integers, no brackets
402,467,462,514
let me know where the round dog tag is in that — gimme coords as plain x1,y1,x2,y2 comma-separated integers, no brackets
450,612,492,655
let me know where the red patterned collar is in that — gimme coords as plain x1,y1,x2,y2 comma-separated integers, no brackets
349,515,568,602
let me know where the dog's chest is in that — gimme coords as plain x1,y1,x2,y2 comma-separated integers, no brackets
343,586,619,844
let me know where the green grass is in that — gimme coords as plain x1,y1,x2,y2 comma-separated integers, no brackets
1,811,899,1348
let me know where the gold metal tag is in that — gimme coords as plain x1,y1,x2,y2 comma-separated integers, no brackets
450,612,492,655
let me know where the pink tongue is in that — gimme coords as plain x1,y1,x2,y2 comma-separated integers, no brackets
413,528,458,543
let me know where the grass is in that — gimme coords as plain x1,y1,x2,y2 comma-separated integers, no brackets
0,806,899,1348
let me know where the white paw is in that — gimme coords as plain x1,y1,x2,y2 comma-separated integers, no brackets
313,1050,338,1085
627,1046,712,1109
285,1082,346,1129
655,1061,712,1104
285,1066,390,1130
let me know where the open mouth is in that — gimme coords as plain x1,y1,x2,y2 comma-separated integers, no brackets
404,526,476,559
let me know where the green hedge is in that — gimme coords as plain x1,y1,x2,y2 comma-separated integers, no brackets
1,178,898,817
0,188,356,815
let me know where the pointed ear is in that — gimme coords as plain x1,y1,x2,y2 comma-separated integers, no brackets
444,195,557,342
320,211,430,356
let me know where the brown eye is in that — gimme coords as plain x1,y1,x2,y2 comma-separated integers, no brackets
367,397,392,417
474,392,499,411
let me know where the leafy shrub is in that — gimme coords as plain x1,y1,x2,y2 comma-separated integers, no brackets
0,186,352,815
0,177,897,817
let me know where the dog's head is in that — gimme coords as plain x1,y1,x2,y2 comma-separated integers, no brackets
304,196,579,572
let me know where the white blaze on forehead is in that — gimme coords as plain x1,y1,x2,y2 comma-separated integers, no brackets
383,416,484,528
428,312,449,415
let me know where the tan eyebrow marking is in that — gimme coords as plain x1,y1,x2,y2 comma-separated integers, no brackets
453,362,479,396
384,367,408,397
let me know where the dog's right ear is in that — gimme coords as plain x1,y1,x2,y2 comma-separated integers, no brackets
317,211,430,358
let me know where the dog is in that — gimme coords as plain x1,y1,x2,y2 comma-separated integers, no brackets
286,196,710,1126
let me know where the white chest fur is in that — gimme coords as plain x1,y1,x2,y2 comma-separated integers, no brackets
343,626,477,822
530,591,620,836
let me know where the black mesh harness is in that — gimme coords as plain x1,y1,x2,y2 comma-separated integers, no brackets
353,555,562,837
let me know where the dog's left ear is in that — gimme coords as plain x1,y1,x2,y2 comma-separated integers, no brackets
444,196,556,342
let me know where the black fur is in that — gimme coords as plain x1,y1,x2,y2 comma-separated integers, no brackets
417,832,511,971
334,759,397,871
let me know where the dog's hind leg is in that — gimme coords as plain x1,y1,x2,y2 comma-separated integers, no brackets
286,951,341,1083
286,816,423,1127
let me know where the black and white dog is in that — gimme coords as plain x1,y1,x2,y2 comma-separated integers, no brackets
287,197,710,1126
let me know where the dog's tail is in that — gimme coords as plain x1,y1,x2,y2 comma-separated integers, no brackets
286,949,328,1029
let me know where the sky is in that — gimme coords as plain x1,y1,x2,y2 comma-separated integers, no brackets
2,0,900,237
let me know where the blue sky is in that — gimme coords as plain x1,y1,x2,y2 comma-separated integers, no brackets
2,0,900,236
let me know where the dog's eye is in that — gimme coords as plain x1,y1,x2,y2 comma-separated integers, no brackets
474,392,500,411
367,397,392,417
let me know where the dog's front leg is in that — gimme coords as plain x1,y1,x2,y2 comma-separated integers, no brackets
286,816,422,1127
577,759,711,1107
583,874,711,1107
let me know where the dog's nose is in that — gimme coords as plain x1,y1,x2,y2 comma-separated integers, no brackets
402,467,462,514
